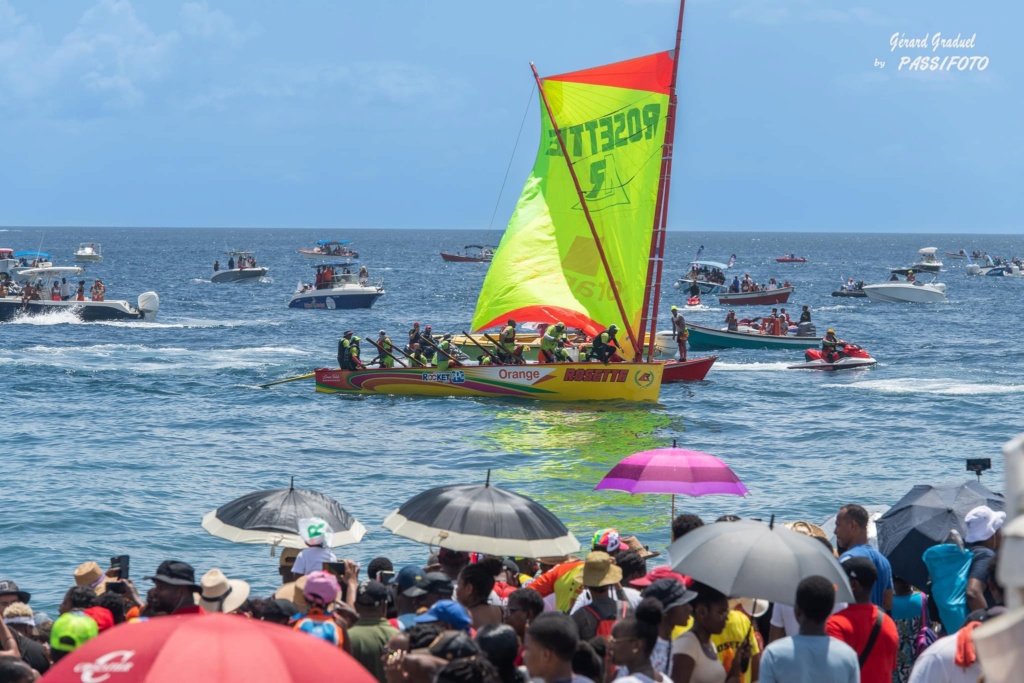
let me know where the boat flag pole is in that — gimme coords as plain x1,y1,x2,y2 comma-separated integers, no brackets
644,0,688,362
529,62,641,359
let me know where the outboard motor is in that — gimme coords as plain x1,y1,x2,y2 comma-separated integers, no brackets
137,292,160,321
797,322,816,338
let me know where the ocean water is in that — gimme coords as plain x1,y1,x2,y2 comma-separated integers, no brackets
1,227,1019,611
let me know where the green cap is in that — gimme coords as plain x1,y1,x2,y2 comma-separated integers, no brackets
51,612,99,653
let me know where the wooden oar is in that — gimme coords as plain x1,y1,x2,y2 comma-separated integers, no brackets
484,332,525,364
258,372,316,389
460,331,504,365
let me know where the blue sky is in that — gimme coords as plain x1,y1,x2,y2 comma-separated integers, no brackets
0,0,1019,233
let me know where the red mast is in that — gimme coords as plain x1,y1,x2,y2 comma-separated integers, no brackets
641,0,687,361
529,62,641,358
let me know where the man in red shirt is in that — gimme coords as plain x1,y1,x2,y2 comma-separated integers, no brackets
826,556,897,683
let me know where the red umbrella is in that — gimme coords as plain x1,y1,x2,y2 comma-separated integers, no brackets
44,613,376,683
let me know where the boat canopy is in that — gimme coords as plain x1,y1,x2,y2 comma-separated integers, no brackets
316,240,350,245
0,248,13,256
690,260,730,270
19,266,83,277
918,247,939,255
312,261,358,268
14,251,50,259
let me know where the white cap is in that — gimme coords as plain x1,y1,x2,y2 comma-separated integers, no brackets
965,505,1006,544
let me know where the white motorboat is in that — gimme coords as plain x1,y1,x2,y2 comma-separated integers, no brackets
0,267,159,322
890,247,942,275
74,243,104,262
288,263,385,310
862,280,947,303
674,259,731,294
211,251,268,283
10,251,52,279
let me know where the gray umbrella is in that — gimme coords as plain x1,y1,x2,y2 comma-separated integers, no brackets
668,519,855,605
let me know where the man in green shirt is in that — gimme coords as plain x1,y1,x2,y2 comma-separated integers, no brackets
347,580,398,682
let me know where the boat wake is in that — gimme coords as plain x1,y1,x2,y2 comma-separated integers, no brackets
827,379,1024,396
100,317,283,329
7,309,84,326
713,361,791,372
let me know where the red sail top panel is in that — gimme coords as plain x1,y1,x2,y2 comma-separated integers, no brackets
544,51,674,95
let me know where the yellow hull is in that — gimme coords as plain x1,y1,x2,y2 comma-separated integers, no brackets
315,361,662,402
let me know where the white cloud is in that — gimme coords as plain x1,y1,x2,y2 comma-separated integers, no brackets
180,1,261,46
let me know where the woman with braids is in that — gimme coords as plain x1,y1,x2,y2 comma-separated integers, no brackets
608,597,673,683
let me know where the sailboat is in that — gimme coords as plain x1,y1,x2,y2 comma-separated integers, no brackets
315,2,704,401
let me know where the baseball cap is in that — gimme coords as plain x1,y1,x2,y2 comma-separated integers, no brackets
396,566,425,592
303,570,340,606
964,505,1006,544
671,305,678,311
403,571,454,598
414,599,472,631
145,560,199,590
50,612,99,653
356,580,390,606
841,556,878,588
428,631,481,660
0,580,30,604
642,578,697,611
631,565,689,588
81,606,115,632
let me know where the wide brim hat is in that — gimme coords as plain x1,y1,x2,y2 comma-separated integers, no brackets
729,597,770,618
274,576,310,612
74,562,109,595
198,569,251,614
575,551,622,588
621,535,660,560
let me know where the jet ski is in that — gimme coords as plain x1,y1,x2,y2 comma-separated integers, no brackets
788,344,877,370
686,296,701,307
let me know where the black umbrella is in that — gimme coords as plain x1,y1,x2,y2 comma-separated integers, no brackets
202,478,366,549
382,471,579,557
876,480,1004,589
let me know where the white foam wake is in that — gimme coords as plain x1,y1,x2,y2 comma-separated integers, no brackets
713,361,791,372
827,379,1024,396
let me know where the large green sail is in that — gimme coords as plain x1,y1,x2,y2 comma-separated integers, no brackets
472,52,674,359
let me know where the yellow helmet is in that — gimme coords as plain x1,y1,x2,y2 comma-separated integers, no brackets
827,328,835,334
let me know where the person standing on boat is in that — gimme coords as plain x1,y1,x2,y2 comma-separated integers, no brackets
359,265,368,286
213,260,220,272
60,278,74,301
422,325,436,362
687,278,700,299
338,330,354,370
725,311,739,332
76,281,85,301
539,322,566,363
437,334,458,372
408,322,423,353
227,256,235,270
591,325,620,365
799,306,811,323
670,306,688,361
348,336,364,370
498,319,517,363
376,331,395,368
50,282,60,301
729,276,740,293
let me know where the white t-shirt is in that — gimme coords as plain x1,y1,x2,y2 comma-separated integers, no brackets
570,586,642,614
669,631,726,683
651,637,671,676
907,634,981,683
759,635,858,683
292,545,337,575
770,602,848,637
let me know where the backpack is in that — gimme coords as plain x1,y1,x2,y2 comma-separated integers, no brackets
922,544,973,634
913,592,939,657
582,600,631,640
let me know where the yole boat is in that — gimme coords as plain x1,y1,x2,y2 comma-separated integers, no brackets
316,4,699,401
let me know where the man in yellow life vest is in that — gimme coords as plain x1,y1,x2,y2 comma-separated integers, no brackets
591,325,620,365
554,340,572,362
348,335,364,370
338,330,354,370
539,322,566,363
376,330,394,368
498,318,516,363
408,343,430,367
436,334,458,372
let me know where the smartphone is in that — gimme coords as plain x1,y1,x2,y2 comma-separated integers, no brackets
322,561,347,578
110,555,130,581
106,581,128,594
377,570,396,584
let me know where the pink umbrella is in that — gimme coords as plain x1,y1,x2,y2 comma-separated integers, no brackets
595,442,748,516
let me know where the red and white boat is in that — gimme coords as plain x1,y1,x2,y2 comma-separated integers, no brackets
776,254,807,263
440,245,496,263
718,286,793,306
662,356,717,382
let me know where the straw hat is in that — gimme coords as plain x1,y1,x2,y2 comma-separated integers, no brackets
74,562,108,595
784,521,828,540
274,575,310,612
575,551,622,588
621,535,661,560
198,569,251,614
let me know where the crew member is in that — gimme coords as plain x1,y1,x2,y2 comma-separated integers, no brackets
670,306,687,361
498,319,517,363
338,331,354,370
539,322,566,363
422,325,436,362
408,343,429,367
377,330,394,368
408,322,422,352
822,328,845,363
348,336,364,370
437,334,458,372
799,305,811,323
228,256,235,270
591,324,620,365
725,310,739,331
906,270,916,282
553,340,572,362
889,272,899,281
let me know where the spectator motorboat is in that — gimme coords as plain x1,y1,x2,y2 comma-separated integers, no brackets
0,266,159,322
298,240,359,259
440,245,497,263
211,251,268,283
890,247,943,275
717,286,794,306
289,263,384,310
862,279,947,303
74,243,104,262
775,254,807,263
674,321,821,351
